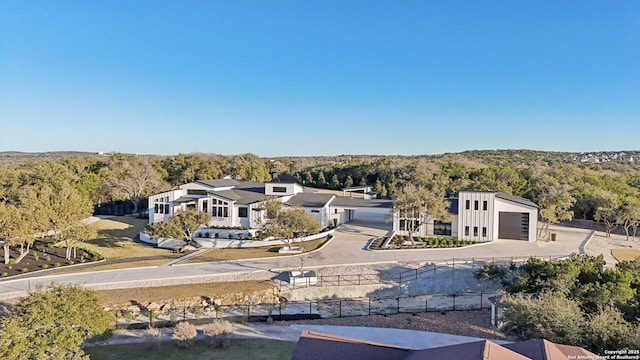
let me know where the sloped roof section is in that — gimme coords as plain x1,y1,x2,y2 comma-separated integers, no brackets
504,339,597,360
330,197,392,209
286,193,335,208
494,192,539,209
404,340,529,360
195,179,240,188
292,331,409,360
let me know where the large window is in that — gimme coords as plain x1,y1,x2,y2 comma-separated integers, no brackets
473,226,478,236
272,186,287,193
465,200,470,210
187,189,207,195
474,200,479,210
400,219,420,231
212,199,229,217
464,226,470,236
482,227,487,237
154,198,170,215
202,200,208,213
483,200,488,211
433,220,452,236
238,207,248,218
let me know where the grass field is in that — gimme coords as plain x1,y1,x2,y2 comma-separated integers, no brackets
85,339,296,360
611,248,640,262
95,280,274,306
183,237,330,263
82,216,174,260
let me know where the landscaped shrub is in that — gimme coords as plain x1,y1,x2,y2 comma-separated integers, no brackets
32,251,39,261
46,255,51,262
203,319,233,348
21,268,28,273
1,272,7,277
68,260,75,265
42,264,49,269
124,311,132,323
54,263,61,268
214,233,219,238
173,321,198,348
204,232,210,238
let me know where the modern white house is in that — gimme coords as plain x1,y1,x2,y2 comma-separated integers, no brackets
393,191,539,242
148,175,392,231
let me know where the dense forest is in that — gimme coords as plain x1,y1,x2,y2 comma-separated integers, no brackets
1,150,639,264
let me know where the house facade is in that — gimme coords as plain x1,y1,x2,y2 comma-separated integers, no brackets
148,176,392,231
393,191,539,242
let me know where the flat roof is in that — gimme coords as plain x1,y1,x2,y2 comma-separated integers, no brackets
331,197,392,209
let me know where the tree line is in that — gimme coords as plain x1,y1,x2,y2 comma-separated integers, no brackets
1,151,639,264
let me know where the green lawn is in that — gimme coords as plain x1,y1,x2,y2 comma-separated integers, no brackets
184,237,330,263
85,339,296,360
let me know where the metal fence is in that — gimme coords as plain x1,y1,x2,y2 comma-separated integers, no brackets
276,255,568,291
114,291,498,329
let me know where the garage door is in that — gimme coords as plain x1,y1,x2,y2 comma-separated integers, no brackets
498,212,530,240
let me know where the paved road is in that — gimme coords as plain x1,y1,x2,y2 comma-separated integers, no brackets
0,221,594,300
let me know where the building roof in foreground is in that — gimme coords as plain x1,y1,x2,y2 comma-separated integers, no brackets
459,190,539,209
292,331,596,360
503,339,597,360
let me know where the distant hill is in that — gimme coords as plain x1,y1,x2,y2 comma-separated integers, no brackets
0,151,101,164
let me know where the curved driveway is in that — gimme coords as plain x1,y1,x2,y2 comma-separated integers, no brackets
0,222,593,300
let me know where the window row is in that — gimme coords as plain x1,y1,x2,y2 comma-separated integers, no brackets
465,199,488,211
464,226,487,237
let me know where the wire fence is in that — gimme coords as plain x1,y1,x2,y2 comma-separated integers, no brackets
114,291,498,330
275,255,568,291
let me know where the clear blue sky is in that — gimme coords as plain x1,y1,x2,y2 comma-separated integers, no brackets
1,1,639,157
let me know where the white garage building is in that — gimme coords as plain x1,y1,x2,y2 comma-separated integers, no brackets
393,191,539,242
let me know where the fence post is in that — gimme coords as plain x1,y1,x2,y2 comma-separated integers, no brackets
397,297,400,314
452,295,456,311
472,257,475,268
480,293,483,310
279,302,282,319
369,298,371,315
309,301,312,317
415,269,418,279
399,272,402,283
339,301,342,318
425,298,428,312
183,307,186,321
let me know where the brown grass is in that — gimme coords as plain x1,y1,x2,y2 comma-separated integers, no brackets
612,248,640,262
80,216,174,260
183,237,329,263
96,280,274,306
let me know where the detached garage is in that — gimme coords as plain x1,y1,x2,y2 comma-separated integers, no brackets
458,191,539,242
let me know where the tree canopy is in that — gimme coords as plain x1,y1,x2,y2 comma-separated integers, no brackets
0,284,113,360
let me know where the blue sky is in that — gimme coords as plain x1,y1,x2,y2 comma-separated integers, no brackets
1,1,639,157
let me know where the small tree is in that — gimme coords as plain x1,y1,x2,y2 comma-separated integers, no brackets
148,209,208,245
172,321,198,348
618,197,640,240
392,183,450,245
263,202,320,250
61,224,97,260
